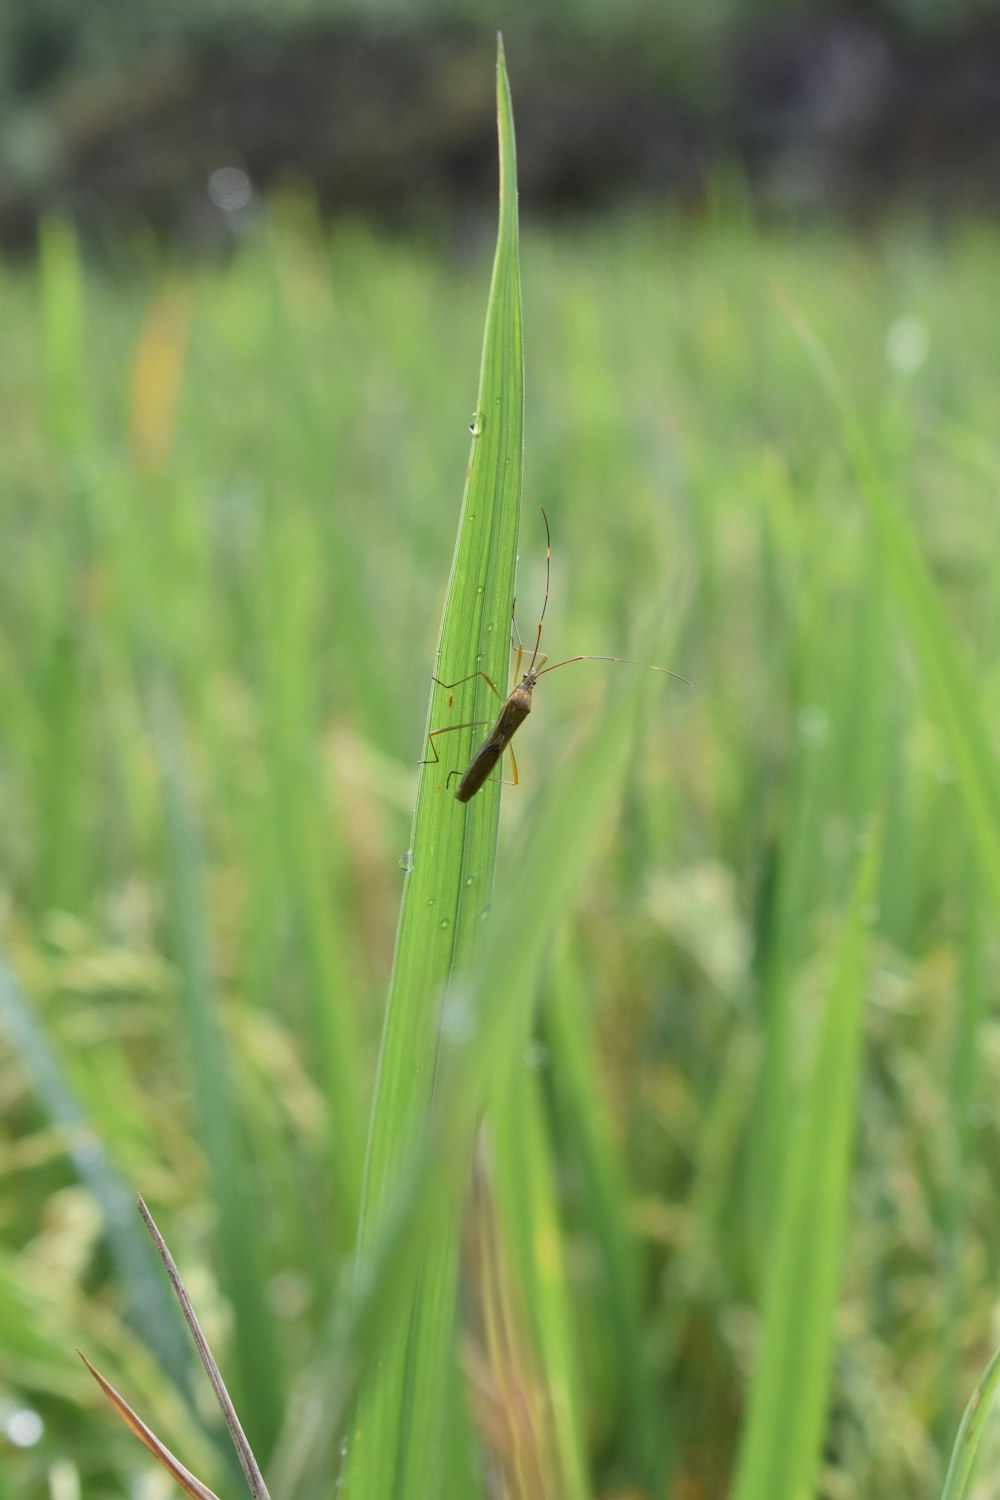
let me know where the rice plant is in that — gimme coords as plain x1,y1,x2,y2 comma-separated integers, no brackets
2,34,1000,1500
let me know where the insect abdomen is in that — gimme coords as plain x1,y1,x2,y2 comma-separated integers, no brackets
453,685,532,803
454,742,503,803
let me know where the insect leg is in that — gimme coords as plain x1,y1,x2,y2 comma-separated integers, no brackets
432,671,503,704
419,719,494,767
511,597,524,653
497,741,519,788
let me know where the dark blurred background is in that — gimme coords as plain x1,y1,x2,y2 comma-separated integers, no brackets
4,0,1000,253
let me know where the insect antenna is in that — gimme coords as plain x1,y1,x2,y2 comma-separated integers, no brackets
536,654,691,686
527,506,552,671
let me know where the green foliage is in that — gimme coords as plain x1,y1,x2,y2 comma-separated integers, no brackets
3,97,1000,1500
730,830,879,1500
939,1341,1000,1500
341,42,523,1500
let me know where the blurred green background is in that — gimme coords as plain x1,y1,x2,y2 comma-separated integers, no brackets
3,6,1000,1500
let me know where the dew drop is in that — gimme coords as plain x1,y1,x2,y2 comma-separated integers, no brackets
797,705,829,743
524,1041,549,1071
208,165,252,212
5,1408,43,1448
885,315,929,375
439,917,451,930
398,849,414,873
441,992,476,1043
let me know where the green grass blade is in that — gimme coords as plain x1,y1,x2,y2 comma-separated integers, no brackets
343,36,523,1500
783,301,1000,910
36,218,90,916
490,1066,590,1500
729,825,879,1500
936,857,988,1443
542,940,664,1494
0,947,193,1397
272,646,645,1499
254,515,365,1244
147,680,284,1459
938,1343,1000,1500
39,218,86,457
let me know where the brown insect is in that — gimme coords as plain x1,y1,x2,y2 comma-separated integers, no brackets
422,508,688,803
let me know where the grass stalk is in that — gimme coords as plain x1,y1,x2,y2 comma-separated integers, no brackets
342,36,523,1500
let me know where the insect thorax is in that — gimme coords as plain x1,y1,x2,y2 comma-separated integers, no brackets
510,680,534,716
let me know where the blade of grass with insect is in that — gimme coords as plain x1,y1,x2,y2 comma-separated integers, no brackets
729,824,879,1500
270,640,647,1500
342,37,523,1500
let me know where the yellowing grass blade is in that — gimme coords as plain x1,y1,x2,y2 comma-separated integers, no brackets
79,1352,221,1500
136,1197,271,1500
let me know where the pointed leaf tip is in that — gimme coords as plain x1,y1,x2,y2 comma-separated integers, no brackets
78,1350,222,1500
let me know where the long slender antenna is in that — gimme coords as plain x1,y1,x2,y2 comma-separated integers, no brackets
537,654,692,686
528,506,552,671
